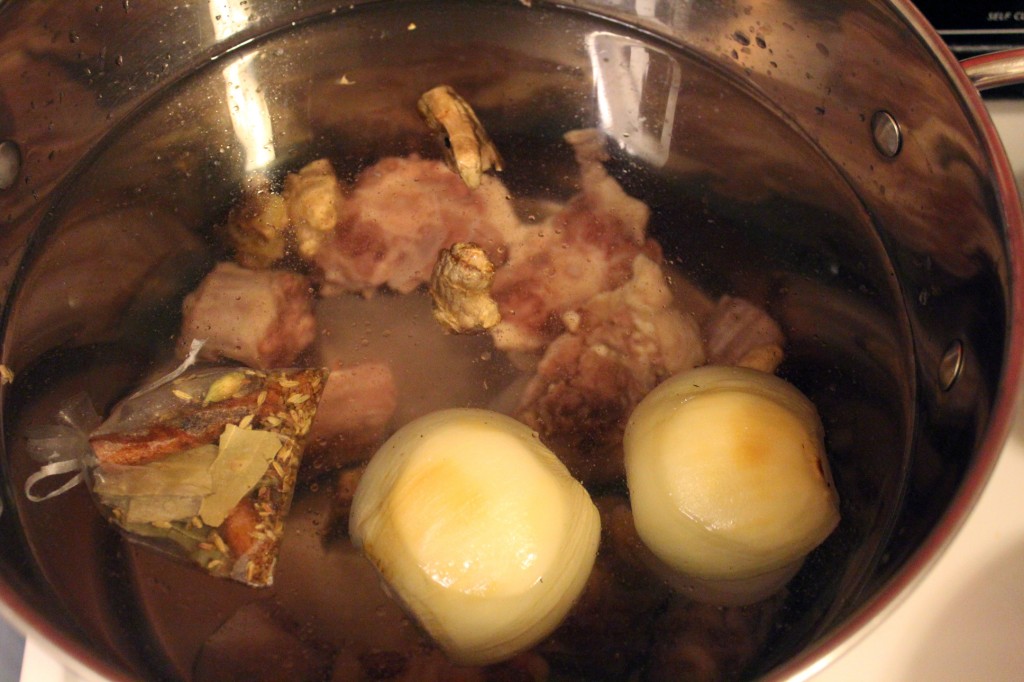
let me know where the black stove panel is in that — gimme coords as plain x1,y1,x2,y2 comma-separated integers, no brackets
914,1,1024,54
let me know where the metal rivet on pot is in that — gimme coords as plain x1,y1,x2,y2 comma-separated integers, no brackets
871,111,902,158
0,140,22,190
939,340,964,392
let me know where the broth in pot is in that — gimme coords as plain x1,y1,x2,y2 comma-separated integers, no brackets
2,1,920,680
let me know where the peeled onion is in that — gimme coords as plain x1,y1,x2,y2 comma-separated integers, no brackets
349,408,600,665
623,365,840,605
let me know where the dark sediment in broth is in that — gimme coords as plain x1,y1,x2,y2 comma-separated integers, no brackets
1,1,912,680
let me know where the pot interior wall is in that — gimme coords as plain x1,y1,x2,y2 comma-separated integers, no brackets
0,0,998,679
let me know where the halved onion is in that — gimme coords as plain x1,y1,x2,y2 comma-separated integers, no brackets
349,408,600,666
624,365,840,605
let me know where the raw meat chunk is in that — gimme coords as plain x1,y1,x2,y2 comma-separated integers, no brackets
179,262,316,369
314,155,520,296
490,129,652,354
309,363,398,446
303,362,399,476
516,255,704,485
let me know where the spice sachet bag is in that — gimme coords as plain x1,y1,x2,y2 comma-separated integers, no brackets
28,358,326,587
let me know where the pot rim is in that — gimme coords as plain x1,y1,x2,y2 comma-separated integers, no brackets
2,1,1024,680
766,2,1024,680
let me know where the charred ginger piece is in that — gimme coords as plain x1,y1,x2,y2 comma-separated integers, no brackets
283,158,346,259
429,242,501,333
703,295,785,373
179,262,317,370
303,362,398,477
516,255,704,486
417,84,504,189
223,159,344,267
490,129,653,354
223,185,290,269
89,366,327,586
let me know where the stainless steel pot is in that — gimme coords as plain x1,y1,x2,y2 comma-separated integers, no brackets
0,0,1022,680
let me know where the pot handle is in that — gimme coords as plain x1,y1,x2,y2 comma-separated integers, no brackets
961,48,1024,91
